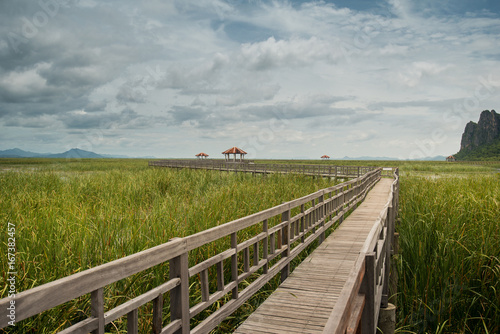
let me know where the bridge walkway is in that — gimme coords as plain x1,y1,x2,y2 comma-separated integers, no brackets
234,178,394,334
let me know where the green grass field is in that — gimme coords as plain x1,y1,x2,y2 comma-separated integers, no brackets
1,158,499,333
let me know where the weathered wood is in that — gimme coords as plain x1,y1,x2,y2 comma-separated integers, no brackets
0,237,187,327
200,269,210,302
127,308,138,334
58,318,99,334
105,278,180,324
153,293,163,334
169,251,190,334
346,294,365,334
280,209,291,282
322,254,365,334
231,232,239,299
91,288,104,334
188,248,234,277
263,219,269,274
235,177,396,334
216,261,224,291
361,252,376,334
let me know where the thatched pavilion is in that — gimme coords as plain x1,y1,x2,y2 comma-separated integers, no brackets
222,147,247,162
195,152,209,159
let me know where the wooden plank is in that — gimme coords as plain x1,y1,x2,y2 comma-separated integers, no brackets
235,178,394,334
104,278,180,324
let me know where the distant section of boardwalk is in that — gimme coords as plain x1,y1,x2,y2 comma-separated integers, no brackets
235,178,394,334
149,159,378,179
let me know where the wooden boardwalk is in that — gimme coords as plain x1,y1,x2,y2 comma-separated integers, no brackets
235,178,394,334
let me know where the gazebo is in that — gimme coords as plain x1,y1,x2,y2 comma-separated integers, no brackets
195,152,209,159
321,155,330,160
446,155,456,162
222,147,247,162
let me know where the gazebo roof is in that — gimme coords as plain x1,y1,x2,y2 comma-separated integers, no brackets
447,155,455,159
196,152,209,157
222,147,247,154
321,155,330,159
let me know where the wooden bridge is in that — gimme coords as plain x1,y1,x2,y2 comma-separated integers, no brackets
0,163,399,334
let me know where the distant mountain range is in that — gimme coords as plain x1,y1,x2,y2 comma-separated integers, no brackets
0,148,156,159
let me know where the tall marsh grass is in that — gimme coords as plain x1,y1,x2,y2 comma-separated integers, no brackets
398,174,500,333
0,159,336,332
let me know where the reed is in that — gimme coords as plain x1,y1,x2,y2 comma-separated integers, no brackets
397,173,500,333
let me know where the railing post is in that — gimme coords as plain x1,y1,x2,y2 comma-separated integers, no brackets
361,252,376,334
91,288,104,334
169,242,190,334
263,219,269,274
231,232,239,299
153,293,163,334
382,205,394,308
127,308,138,334
318,194,325,245
280,208,291,282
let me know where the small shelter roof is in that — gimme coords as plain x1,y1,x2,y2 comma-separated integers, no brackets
321,155,330,159
196,152,209,157
447,155,455,159
222,147,247,155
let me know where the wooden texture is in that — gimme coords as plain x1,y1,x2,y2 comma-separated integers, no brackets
235,178,394,334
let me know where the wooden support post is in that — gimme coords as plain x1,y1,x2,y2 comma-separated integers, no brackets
263,219,269,274
389,233,399,306
243,247,250,272
378,303,396,334
169,248,190,334
318,194,325,245
200,269,210,302
230,232,239,299
153,294,163,334
361,252,376,334
300,204,305,243
127,308,138,334
216,261,225,292
91,288,104,334
280,209,291,282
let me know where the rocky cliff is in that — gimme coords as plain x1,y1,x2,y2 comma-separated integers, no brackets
455,110,500,160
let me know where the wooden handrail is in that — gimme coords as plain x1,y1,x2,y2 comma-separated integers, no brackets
0,167,385,333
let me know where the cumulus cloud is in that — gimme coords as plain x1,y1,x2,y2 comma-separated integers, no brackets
238,37,340,71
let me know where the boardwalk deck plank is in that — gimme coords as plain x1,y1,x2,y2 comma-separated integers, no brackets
234,178,393,334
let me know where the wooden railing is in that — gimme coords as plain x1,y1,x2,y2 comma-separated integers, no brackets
0,168,384,333
149,160,377,179
322,168,399,334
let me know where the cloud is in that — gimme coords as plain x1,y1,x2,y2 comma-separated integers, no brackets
238,36,340,71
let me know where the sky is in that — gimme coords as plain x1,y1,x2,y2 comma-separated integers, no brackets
1,0,500,160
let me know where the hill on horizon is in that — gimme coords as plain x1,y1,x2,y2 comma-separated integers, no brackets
454,110,500,161
0,148,106,159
